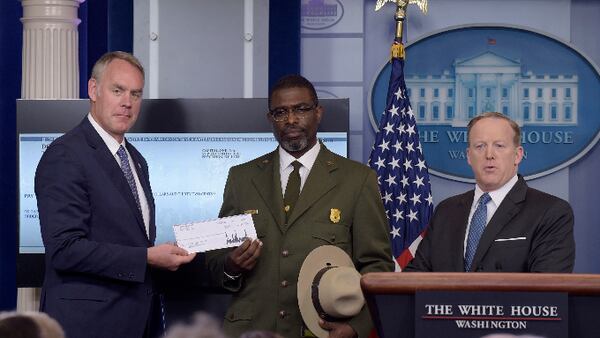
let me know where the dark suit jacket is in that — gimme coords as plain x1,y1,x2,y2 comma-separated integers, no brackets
35,118,157,338
405,175,575,272
206,145,394,338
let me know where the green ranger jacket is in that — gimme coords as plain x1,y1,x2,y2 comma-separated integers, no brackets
207,145,394,338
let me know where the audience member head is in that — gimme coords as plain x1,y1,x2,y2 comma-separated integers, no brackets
239,330,284,338
164,312,227,338
0,311,65,338
481,335,546,338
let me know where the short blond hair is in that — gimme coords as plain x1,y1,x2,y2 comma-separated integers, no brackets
467,112,521,146
90,51,145,82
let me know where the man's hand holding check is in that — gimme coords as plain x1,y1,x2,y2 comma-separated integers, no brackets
173,213,262,277
225,238,263,276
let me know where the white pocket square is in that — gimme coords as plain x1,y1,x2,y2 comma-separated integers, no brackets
494,237,527,242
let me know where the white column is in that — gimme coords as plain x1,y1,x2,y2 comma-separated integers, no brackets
495,74,501,115
20,0,84,99
453,76,464,127
18,0,85,312
475,74,481,114
512,78,520,124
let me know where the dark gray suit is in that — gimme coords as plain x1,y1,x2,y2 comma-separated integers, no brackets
405,176,575,272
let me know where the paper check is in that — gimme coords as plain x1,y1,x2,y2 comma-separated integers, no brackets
173,214,257,253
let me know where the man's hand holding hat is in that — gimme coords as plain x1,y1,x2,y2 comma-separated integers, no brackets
298,246,365,338
318,320,357,338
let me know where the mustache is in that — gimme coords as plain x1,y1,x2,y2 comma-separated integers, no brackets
282,126,305,133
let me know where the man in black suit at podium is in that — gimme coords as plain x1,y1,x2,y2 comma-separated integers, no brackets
405,112,575,273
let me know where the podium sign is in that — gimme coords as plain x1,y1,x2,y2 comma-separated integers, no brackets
415,291,568,338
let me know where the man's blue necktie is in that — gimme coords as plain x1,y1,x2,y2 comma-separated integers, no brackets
117,145,141,211
118,146,164,332
465,192,491,271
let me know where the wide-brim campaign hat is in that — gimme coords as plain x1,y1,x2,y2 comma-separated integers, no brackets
297,245,365,338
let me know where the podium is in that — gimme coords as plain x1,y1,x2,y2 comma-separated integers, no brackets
361,273,600,338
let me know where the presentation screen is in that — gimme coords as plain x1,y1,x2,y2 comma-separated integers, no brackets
17,98,349,286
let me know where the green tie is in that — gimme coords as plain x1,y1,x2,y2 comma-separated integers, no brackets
284,161,302,220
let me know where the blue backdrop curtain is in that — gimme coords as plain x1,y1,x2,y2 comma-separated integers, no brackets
0,0,23,311
269,0,301,90
80,0,133,97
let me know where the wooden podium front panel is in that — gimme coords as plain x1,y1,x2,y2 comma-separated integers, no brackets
361,273,600,338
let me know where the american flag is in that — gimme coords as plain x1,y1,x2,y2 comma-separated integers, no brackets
368,41,433,271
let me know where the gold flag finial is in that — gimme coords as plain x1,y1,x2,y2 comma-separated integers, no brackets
375,0,428,46
375,0,428,14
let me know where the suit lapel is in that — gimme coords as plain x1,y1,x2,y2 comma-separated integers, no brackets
286,147,337,226
454,192,474,270
126,141,155,242
471,177,527,270
81,119,148,239
251,151,286,228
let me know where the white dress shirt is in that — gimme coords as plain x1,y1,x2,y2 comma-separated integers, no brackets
278,142,321,197
88,114,150,237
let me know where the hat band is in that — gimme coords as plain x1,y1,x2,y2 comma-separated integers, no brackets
310,266,341,323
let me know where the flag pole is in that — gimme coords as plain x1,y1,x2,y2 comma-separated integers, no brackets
394,0,408,41
392,0,408,58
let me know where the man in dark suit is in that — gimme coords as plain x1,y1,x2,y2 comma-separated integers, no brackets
35,51,195,338
405,112,575,273
206,75,394,338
